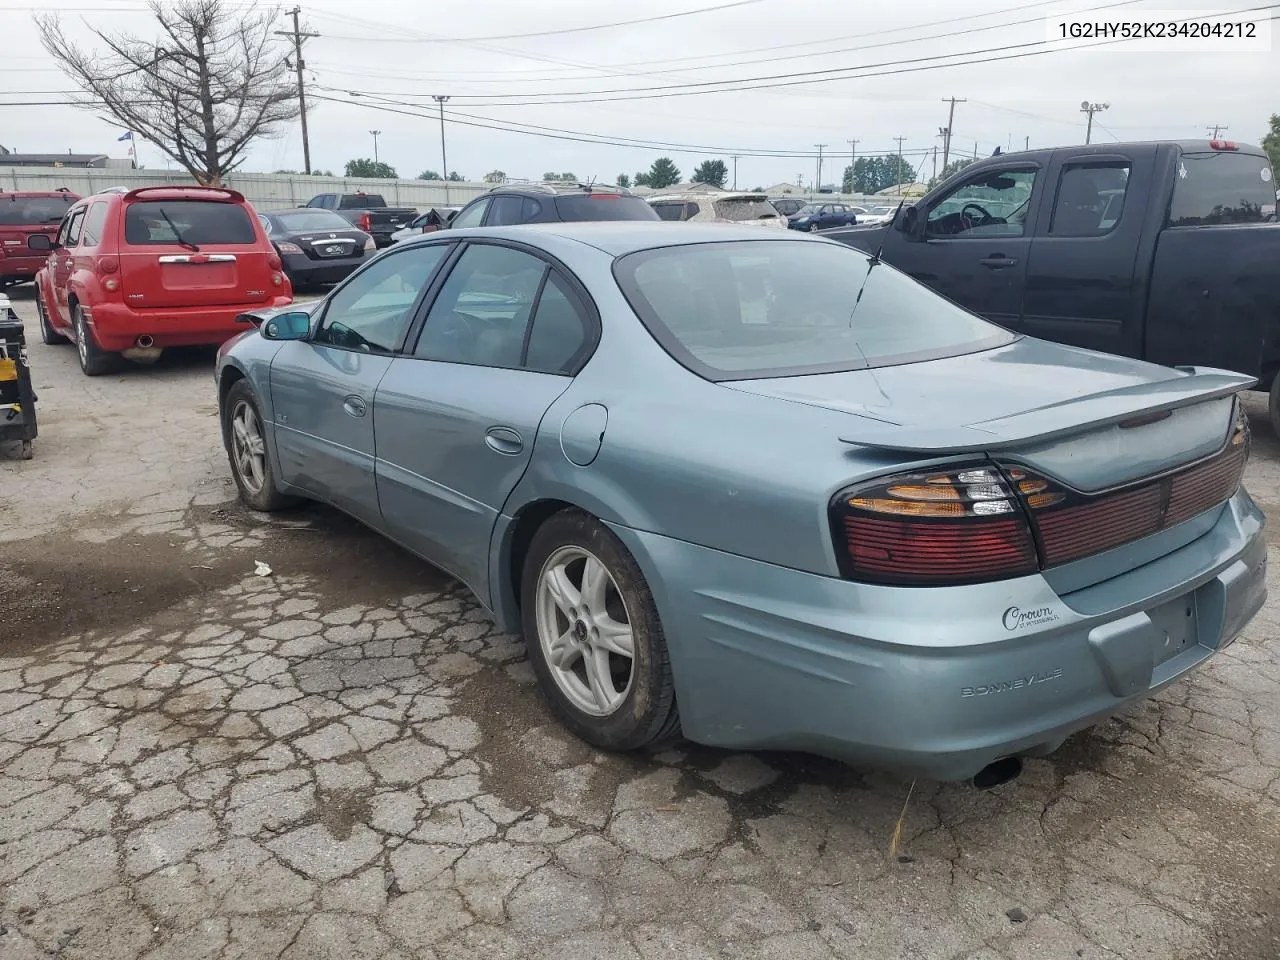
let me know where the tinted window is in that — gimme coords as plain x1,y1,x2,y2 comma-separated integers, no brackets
712,198,779,221
487,195,526,226
316,244,449,353
80,201,109,246
124,201,256,245
552,195,659,222
65,209,86,246
0,195,76,226
1050,163,1131,237
615,240,1012,380
685,202,701,218
338,194,385,209
276,211,356,232
521,197,544,221
416,244,547,368
524,274,592,374
1169,152,1274,226
652,202,685,222
926,168,1037,238
451,199,489,229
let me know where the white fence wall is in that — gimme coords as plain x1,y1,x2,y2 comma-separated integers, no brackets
0,167,489,212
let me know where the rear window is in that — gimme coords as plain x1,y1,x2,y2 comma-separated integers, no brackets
614,240,1013,380
339,194,385,209
124,201,257,245
652,202,685,221
0,195,76,226
713,198,779,221
1169,152,1275,226
553,195,659,222
275,211,354,232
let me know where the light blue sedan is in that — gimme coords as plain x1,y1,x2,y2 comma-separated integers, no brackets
216,222,1265,784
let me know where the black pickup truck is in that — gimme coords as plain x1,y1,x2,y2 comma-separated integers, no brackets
304,192,418,247
825,140,1280,430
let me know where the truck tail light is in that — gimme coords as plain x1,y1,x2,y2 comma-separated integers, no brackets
359,213,372,232
97,256,118,273
268,253,283,269
829,465,1038,586
1209,140,1238,151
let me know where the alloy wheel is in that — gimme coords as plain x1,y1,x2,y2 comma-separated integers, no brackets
230,399,267,494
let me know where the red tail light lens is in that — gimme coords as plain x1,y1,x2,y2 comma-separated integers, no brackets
359,213,372,232
830,465,1038,585
97,256,119,274
268,253,283,269
275,242,302,256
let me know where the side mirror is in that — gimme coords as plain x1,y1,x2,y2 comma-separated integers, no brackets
27,234,55,252
245,310,311,340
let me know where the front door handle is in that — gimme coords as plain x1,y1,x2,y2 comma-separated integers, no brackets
485,425,524,455
342,395,367,418
979,255,1019,269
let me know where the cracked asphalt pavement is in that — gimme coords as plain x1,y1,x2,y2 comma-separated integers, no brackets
2,285,1278,959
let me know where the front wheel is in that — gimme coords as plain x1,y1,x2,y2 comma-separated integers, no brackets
521,509,681,752
807,222,820,232
223,379,297,512
72,305,119,376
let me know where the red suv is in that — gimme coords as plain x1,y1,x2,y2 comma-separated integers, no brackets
0,189,80,291
29,185,293,375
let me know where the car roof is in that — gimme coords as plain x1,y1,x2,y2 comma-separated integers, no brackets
649,192,768,202
486,183,635,197
418,221,816,256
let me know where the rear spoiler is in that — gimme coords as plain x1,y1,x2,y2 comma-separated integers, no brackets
124,186,245,203
840,366,1256,454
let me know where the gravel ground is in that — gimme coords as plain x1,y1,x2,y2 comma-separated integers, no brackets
2,283,1278,960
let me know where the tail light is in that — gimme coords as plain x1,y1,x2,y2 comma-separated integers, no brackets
830,465,1038,585
363,237,376,252
97,256,118,274
359,213,372,232
103,278,120,291
268,253,283,270
275,242,302,255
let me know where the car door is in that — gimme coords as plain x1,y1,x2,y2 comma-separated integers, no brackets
1021,151,1147,356
53,207,86,318
374,240,597,599
882,163,1043,327
269,242,453,526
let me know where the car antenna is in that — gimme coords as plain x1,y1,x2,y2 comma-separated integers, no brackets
848,197,907,328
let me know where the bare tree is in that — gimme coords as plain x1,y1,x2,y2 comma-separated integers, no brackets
38,0,299,185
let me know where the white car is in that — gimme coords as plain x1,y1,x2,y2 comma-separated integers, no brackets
648,192,786,229
854,204,900,226
390,207,459,243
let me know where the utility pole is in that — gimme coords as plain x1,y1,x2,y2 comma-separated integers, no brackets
893,136,906,195
1206,123,1228,139
930,146,938,184
796,173,803,191
369,130,381,164
846,138,858,194
940,96,965,175
814,144,826,195
1024,135,1030,151
275,8,319,175
432,95,450,201
1081,101,1109,144
731,154,739,190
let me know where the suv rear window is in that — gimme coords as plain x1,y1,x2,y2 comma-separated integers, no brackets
124,201,257,245
275,211,353,232
614,240,1012,380
0,195,76,226
712,198,779,221
1169,152,1275,226
553,195,659,222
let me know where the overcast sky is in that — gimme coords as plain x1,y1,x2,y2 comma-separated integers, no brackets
1,0,1276,187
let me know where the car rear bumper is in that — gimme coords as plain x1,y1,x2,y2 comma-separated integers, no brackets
85,297,294,349
606,490,1266,781
281,253,366,284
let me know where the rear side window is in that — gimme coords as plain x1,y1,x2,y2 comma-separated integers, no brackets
80,201,109,246
0,195,75,226
487,195,526,226
524,274,592,375
652,203,684,221
1169,152,1275,226
1050,162,1131,237
124,201,257,245
553,195,659,222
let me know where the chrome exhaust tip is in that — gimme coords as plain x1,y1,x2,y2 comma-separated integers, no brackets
136,334,154,348
972,757,1023,790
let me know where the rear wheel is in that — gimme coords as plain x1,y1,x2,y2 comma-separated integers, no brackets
223,379,297,512
37,288,68,345
521,509,681,752
72,305,119,376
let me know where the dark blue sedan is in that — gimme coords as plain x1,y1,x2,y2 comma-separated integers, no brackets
788,202,859,232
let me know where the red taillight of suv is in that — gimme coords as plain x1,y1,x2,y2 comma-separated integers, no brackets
830,465,1038,586
359,212,372,232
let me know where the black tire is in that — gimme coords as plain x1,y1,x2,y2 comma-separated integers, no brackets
72,304,119,376
222,379,298,512
520,508,681,752
37,288,69,345
807,222,820,232
1269,377,1280,440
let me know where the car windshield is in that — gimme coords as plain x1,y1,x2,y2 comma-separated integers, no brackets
124,201,257,245
615,240,1014,380
553,194,659,222
713,198,778,221
275,211,354,232
796,204,822,215
0,195,76,226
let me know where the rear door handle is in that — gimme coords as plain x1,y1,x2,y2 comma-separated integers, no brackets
979,255,1019,269
342,395,367,418
485,426,524,455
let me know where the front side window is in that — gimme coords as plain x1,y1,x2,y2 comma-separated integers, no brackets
615,240,1013,380
124,201,257,245
416,244,549,368
487,195,526,226
926,169,1037,238
451,199,489,229
1169,151,1275,226
65,208,86,246
80,201,109,246
315,244,450,353
1050,163,1131,237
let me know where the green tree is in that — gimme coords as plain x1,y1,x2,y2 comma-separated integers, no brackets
418,170,442,180
483,170,506,183
634,170,649,186
642,157,681,189
928,157,977,190
345,158,397,178
616,173,631,188
1262,114,1280,187
447,171,463,181
691,159,728,188
849,157,879,193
